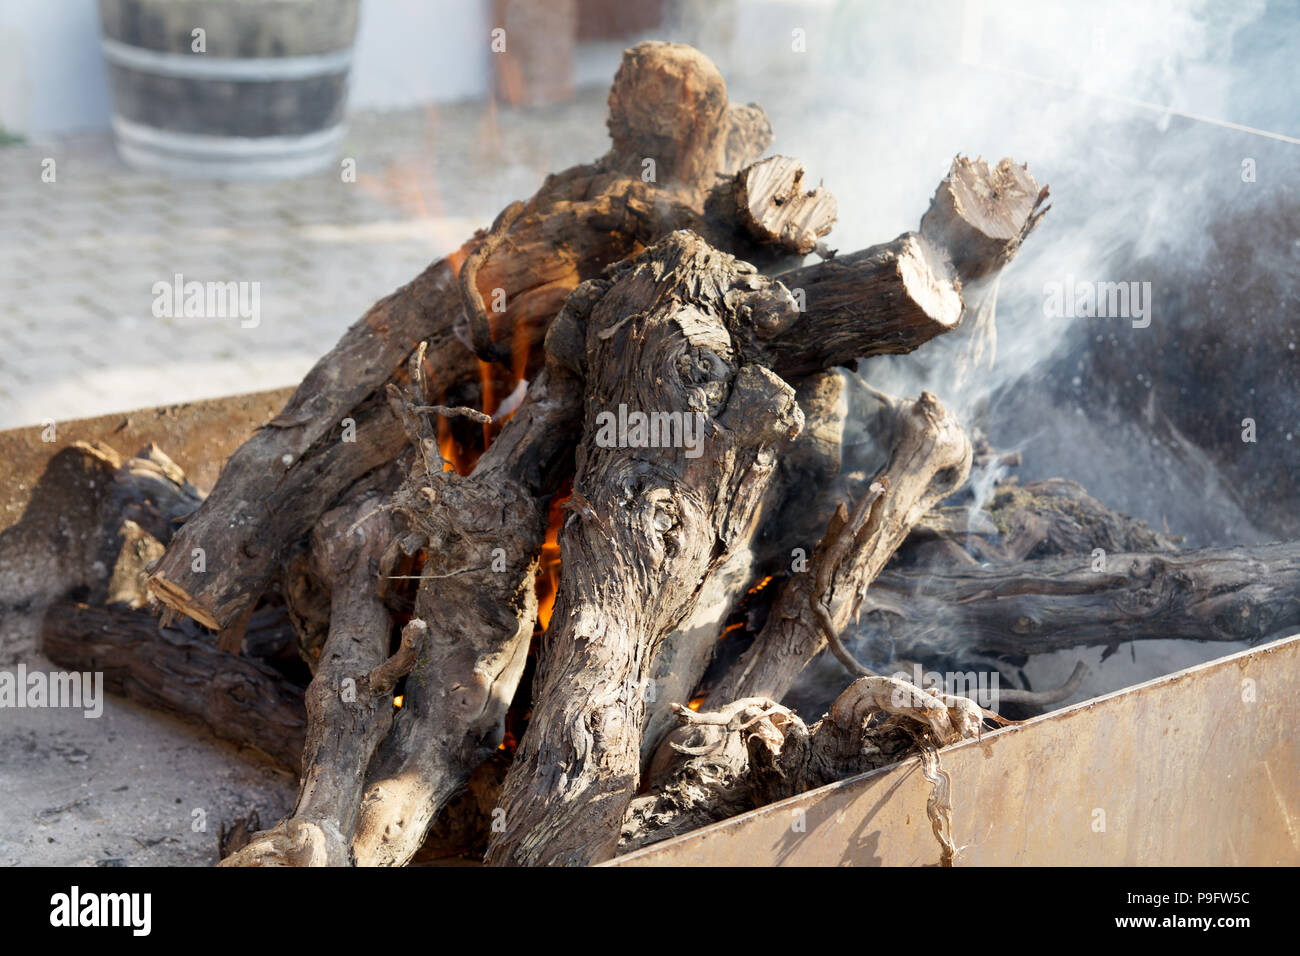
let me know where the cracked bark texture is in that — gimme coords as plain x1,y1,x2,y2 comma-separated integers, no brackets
145,41,793,646
639,369,847,768
351,350,584,866
641,389,970,788
220,492,405,866
484,234,806,866
622,676,982,852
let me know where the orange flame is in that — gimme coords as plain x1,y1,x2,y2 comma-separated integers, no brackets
436,414,475,475
511,302,532,386
479,358,497,445
535,491,568,631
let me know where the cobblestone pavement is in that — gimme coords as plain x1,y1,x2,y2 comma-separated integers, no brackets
0,93,610,430
0,64,894,433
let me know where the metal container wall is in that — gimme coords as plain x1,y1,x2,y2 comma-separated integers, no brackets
612,636,1300,866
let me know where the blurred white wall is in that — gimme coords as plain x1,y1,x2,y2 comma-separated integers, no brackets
350,0,492,112
0,0,114,136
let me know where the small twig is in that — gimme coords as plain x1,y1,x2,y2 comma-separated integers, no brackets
668,698,791,757
596,311,636,341
562,490,611,537
367,619,424,697
344,503,394,540
387,343,495,487
386,342,450,481
814,481,887,679
459,200,525,366
385,566,484,580
671,698,786,732
411,404,494,425
35,796,92,820
993,660,1089,709
855,380,898,409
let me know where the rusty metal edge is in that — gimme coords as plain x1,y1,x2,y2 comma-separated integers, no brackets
609,634,1300,866
0,387,294,528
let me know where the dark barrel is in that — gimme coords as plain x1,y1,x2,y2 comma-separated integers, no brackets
98,0,360,179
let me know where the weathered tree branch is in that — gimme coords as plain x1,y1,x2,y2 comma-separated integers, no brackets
485,234,806,866
350,336,585,867
866,541,1300,661
622,675,983,852
696,391,971,712
763,234,962,379
220,493,409,867
640,370,847,767
145,42,797,647
42,601,306,770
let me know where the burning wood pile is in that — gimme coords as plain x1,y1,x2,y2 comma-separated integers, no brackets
39,42,1298,867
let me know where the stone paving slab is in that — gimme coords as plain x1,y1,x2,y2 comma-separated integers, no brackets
0,94,610,430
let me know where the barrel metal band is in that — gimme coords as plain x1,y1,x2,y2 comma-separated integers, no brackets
101,36,354,81
112,116,346,158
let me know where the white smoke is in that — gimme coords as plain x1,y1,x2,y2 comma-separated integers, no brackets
698,0,1299,706
705,0,1299,546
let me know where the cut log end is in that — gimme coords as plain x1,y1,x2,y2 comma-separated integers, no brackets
921,155,1049,280
735,156,838,255
767,232,963,379
144,573,220,632
899,235,963,330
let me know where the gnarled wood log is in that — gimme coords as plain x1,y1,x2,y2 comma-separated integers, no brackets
484,234,807,866
864,541,1300,662
220,490,411,867
640,388,970,791
695,391,970,711
639,369,848,768
622,675,983,853
145,42,797,648
350,343,583,867
42,601,306,770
